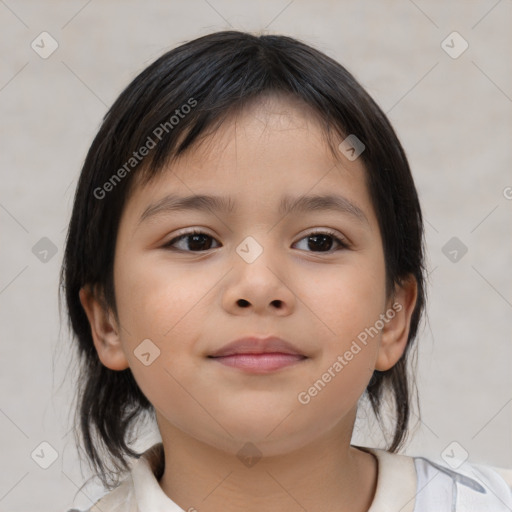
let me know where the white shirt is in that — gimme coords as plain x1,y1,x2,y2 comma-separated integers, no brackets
70,443,512,511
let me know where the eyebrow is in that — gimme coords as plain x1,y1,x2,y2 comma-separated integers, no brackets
138,193,369,225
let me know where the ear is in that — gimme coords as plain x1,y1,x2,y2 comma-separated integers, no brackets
79,284,130,371
375,275,418,371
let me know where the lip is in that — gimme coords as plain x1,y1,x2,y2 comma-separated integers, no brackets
208,336,308,374
211,353,306,373
208,336,305,358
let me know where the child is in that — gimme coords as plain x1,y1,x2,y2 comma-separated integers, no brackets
61,30,512,511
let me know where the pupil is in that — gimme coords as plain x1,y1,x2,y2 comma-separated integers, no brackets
309,234,332,252
190,234,211,250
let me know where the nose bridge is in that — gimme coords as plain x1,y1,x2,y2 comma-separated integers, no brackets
233,232,285,289
235,233,269,266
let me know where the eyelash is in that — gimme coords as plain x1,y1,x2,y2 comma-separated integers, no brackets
162,228,350,253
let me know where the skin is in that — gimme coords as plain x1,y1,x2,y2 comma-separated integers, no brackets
80,94,417,512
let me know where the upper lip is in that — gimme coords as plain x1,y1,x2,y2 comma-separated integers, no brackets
209,336,306,357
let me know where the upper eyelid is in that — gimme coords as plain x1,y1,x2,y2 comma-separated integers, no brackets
169,227,347,239
165,228,350,248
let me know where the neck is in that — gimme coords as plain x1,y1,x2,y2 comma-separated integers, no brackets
157,420,378,512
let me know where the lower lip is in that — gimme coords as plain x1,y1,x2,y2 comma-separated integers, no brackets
210,353,306,373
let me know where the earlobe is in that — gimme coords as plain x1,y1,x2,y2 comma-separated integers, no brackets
78,285,130,371
375,276,418,371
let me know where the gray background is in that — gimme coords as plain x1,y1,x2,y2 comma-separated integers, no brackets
0,1,511,510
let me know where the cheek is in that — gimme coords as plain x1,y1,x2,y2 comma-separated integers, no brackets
114,253,211,342
300,257,387,341
296,272,383,426
113,255,217,402
294,258,385,403
114,263,209,426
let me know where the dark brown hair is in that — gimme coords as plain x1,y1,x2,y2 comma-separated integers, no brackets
59,30,426,489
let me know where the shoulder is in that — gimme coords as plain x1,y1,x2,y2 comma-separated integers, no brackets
65,477,136,512
363,445,512,512
413,455,512,511
65,443,166,512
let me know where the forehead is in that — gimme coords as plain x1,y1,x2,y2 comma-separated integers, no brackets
122,95,374,227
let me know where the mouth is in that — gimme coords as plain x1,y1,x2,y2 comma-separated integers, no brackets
209,353,307,373
207,336,308,374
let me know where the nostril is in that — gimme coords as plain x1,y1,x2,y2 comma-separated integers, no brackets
237,299,250,307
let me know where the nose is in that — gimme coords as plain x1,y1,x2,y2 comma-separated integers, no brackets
222,243,296,316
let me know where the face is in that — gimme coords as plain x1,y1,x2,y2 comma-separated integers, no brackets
82,95,415,458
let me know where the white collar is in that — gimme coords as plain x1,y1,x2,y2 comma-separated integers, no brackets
362,446,416,512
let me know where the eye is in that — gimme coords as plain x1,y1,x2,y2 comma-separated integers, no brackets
163,229,220,252
293,230,349,253
162,229,349,253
